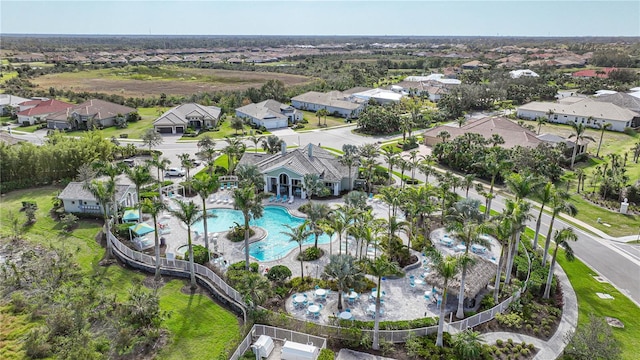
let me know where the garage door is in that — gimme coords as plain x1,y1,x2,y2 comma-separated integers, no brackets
157,127,173,134
175,126,184,133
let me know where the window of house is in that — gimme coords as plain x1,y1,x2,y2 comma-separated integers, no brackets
554,115,558,120
71,201,75,204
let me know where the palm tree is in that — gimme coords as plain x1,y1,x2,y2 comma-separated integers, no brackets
545,109,555,123
379,185,401,219
141,128,163,151
302,173,325,202
327,206,353,255
364,255,400,350
233,186,264,271
339,149,359,192
92,161,124,223
463,173,475,198
536,116,547,135
306,201,331,248
408,150,420,182
190,175,219,257
197,147,218,177
248,134,264,153
482,152,512,217
197,134,216,151
436,130,451,143
224,136,246,173
316,108,329,126
282,223,312,280
569,122,595,169
85,180,115,257
140,197,166,281
532,182,553,251
261,135,282,154
428,251,462,347
543,228,578,298
542,190,577,266
236,273,272,307
595,121,612,158
452,329,484,360
503,199,532,285
235,163,265,192
169,199,203,290
504,172,542,201
322,254,365,311
126,164,152,221
146,154,170,193
381,148,398,182
487,215,512,303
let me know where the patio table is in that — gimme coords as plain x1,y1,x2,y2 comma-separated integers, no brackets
440,237,453,247
315,289,327,297
293,295,306,304
472,244,487,254
414,279,425,286
339,311,353,320
347,291,358,299
455,244,466,252
308,305,320,314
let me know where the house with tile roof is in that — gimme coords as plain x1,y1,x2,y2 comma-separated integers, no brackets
516,98,639,132
0,94,30,116
153,103,221,134
237,144,357,198
291,91,366,119
235,100,302,130
58,182,137,215
423,116,543,149
16,98,74,125
46,99,136,130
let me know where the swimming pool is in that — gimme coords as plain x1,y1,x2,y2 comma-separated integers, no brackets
192,206,330,262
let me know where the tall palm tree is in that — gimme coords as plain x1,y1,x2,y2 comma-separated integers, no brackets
197,147,218,177
85,180,115,257
197,134,216,151
190,175,219,257
408,150,420,182
146,154,170,194
322,254,365,311
236,272,272,308
233,186,264,271
224,136,246,173
503,199,532,285
429,251,462,347
302,173,324,202
169,199,203,290
569,122,595,169
140,197,166,281
487,215,512,303
235,163,265,192
179,153,194,183
504,172,542,201
536,116,547,135
126,164,152,221
328,206,353,255
482,152,512,217
436,130,451,143
282,223,312,280
379,185,401,219
92,161,124,223
595,121,612,158
248,134,264,153
381,148,398,182
364,255,400,350
532,182,554,251
306,201,331,248
542,190,577,266
339,150,359,192
463,173,475,198
543,228,578,298
316,108,329,126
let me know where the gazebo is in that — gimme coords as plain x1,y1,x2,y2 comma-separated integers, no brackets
128,222,155,240
426,255,498,302
122,209,139,223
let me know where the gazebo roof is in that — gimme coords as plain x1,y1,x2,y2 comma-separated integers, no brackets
426,255,497,299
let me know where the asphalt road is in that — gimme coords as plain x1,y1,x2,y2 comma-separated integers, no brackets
8,125,640,306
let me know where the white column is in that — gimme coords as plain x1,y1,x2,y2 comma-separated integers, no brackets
276,176,280,196
333,183,339,196
289,178,293,197
263,176,268,193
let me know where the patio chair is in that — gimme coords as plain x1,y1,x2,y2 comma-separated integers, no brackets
347,297,355,305
275,194,281,202
288,195,294,204
268,196,275,202
281,195,288,203
166,253,176,266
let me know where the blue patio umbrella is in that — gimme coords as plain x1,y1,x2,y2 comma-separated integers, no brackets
122,209,139,223
129,222,155,236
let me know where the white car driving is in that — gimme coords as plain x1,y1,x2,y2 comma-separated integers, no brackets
165,167,186,177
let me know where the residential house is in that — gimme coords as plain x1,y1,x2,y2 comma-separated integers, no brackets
237,144,357,198
572,68,616,79
536,133,587,157
509,69,539,79
16,98,74,126
593,92,640,114
351,88,404,105
291,91,366,119
516,98,639,132
235,99,302,130
153,103,221,134
423,116,543,149
46,99,136,130
58,182,137,215
0,94,30,116
461,60,490,69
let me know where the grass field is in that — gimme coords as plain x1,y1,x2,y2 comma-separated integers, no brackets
566,194,638,237
96,107,159,139
0,187,240,359
556,251,640,360
30,65,313,98
297,110,348,130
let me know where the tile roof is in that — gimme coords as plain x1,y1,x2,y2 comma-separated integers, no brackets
291,91,364,111
17,99,74,116
47,99,136,121
237,144,356,182
518,98,638,122
572,68,616,78
593,92,640,113
423,116,543,149
153,103,222,126
58,181,133,202
236,99,292,121
0,94,30,107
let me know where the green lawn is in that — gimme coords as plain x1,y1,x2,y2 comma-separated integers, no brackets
557,251,640,360
0,71,19,86
178,118,270,141
0,187,240,359
567,194,638,237
298,110,349,130
13,124,41,133
157,280,241,360
96,107,160,139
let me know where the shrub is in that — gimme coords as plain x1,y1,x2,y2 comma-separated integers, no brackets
496,339,503,347
119,133,129,138
183,244,209,265
299,247,321,261
480,293,496,310
227,225,255,242
317,348,335,360
60,213,78,232
24,327,52,358
266,265,292,284
229,261,259,273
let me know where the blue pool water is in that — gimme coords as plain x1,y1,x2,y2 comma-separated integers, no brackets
192,206,330,262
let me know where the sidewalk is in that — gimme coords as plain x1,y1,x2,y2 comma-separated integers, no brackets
481,264,578,360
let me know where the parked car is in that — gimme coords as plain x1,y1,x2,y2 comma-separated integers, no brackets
120,159,135,168
165,168,186,177
191,159,202,166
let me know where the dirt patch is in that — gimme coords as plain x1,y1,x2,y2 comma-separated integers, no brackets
31,68,314,98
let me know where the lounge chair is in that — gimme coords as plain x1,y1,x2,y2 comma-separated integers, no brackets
288,195,294,204
275,194,281,202
281,195,288,203
269,196,275,202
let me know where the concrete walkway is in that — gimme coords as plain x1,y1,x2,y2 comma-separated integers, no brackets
481,265,578,360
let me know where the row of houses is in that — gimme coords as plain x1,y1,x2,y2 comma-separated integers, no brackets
0,95,137,130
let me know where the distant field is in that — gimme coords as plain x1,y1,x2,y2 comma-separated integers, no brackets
30,65,314,98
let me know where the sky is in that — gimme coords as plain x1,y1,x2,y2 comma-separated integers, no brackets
1,1,639,37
